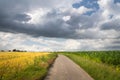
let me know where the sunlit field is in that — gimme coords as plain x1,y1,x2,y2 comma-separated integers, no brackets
0,52,56,80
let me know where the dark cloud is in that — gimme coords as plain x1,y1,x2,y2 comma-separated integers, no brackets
0,3,96,39
14,14,31,22
0,0,120,51
66,15,96,29
0,11,100,39
0,0,119,40
104,45,120,50
112,39,120,44
0,0,74,38
0,9,119,39
0,11,73,38
100,19,120,31
102,39,120,50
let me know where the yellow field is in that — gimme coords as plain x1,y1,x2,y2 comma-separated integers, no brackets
0,52,55,80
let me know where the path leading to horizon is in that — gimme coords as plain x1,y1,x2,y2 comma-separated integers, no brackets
44,55,94,80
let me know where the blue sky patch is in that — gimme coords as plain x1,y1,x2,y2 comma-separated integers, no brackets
114,0,120,3
72,0,99,15
83,10,96,16
72,0,99,9
72,3,81,8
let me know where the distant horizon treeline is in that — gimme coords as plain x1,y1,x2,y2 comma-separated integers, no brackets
0,49,120,52
0,49,27,52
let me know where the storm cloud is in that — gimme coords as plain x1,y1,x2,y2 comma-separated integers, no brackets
0,0,119,39
0,0,120,51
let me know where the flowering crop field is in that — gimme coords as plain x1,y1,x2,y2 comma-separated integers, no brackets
0,52,56,80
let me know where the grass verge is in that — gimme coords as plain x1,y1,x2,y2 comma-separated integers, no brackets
62,52,120,80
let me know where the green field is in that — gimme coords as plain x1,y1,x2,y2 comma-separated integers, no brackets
0,52,57,80
61,51,120,80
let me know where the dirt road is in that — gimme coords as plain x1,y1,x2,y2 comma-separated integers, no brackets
44,55,94,80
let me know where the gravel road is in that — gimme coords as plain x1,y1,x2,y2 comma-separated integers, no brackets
44,55,94,80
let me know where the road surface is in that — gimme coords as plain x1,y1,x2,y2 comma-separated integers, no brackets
44,55,94,80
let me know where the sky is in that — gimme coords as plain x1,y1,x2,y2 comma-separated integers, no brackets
0,0,120,51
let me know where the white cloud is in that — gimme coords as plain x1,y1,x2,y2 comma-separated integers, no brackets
63,15,71,21
27,8,49,24
0,32,119,51
64,39,81,50
98,0,120,19
71,6,92,14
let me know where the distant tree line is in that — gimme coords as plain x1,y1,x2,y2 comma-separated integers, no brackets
0,49,27,52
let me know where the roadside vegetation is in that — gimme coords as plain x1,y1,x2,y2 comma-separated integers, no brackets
61,51,120,80
0,52,57,80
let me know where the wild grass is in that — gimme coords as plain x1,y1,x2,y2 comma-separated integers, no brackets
0,52,57,80
61,51,120,80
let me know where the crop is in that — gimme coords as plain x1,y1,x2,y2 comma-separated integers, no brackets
77,51,120,66
61,51,120,80
0,52,56,80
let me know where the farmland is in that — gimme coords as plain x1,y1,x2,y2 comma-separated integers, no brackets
61,51,120,80
0,51,120,80
0,52,56,80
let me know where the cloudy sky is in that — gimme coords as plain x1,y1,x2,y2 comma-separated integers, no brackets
0,0,120,51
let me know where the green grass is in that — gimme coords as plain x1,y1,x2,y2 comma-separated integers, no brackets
61,51,120,80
